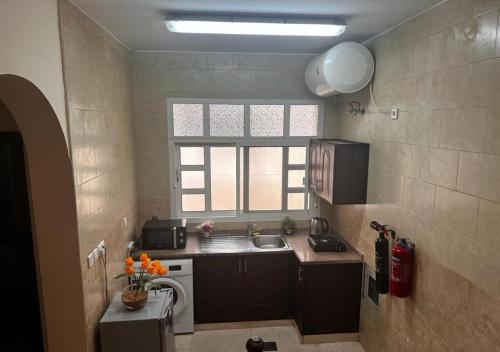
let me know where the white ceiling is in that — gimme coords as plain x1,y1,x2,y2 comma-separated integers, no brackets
71,0,444,54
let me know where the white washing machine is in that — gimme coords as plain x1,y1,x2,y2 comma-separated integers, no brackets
135,258,194,334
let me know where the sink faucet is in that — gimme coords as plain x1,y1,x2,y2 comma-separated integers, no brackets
247,223,261,237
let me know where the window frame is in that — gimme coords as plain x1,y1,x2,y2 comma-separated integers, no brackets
167,98,324,222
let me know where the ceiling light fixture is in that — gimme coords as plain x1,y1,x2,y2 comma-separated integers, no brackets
165,14,346,37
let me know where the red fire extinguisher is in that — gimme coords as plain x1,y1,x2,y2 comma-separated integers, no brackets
390,238,414,298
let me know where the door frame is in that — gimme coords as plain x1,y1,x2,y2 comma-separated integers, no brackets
0,74,87,352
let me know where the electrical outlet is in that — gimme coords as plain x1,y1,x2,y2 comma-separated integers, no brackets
122,216,128,228
391,107,399,120
97,240,106,256
87,251,97,268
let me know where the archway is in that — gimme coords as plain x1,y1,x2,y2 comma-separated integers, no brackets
0,74,86,352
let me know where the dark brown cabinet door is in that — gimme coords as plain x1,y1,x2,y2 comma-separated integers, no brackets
318,143,334,200
194,255,243,323
293,260,305,333
308,139,369,205
300,263,363,335
243,253,291,321
309,140,321,191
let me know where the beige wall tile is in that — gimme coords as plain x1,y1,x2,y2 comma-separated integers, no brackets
213,70,251,93
473,0,500,16
412,31,448,75
433,186,479,237
138,177,170,199
133,114,168,137
417,147,460,189
72,146,97,185
134,135,168,158
370,112,409,143
425,66,468,109
195,52,235,69
497,10,500,57
415,217,452,268
403,177,436,219
326,2,500,352
458,151,500,201
484,107,500,153
464,58,500,108
439,108,488,151
61,2,138,350
374,44,414,85
429,0,474,33
407,110,442,147
477,199,500,250
136,157,169,179
367,167,405,205
450,231,475,280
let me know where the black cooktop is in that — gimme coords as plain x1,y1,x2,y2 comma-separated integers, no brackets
308,234,347,252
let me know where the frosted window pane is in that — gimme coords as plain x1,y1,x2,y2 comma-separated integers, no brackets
249,147,282,210
209,104,244,137
288,147,306,165
288,170,305,188
180,147,204,165
182,194,205,212
288,193,304,210
181,171,204,189
290,105,318,136
211,147,236,211
250,105,284,137
173,104,203,136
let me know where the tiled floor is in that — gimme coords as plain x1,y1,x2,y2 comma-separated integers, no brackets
175,326,365,352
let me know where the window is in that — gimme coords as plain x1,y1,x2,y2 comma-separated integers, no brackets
167,98,323,220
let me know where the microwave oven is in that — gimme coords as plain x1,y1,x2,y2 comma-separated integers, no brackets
141,217,187,250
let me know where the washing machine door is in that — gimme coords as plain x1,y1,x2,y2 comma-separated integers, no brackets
150,277,187,317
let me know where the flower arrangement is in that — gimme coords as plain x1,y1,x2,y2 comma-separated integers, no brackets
196,220,214,237
115,253,168,309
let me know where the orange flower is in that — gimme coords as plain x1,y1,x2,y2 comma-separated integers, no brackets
125,257,134,267
158,266,167,276
151,260,161,268
140,259,150,270
147,265,158,275
139,253,149,262
125,266,135,275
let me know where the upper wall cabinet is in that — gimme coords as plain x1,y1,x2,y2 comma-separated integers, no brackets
308,139,369,204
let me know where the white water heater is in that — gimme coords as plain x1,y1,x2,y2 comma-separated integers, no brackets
305,42,374,97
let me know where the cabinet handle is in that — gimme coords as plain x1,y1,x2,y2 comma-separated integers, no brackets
298,267,303,283
244,258,247,273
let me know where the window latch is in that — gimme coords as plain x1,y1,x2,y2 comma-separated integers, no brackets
174,170,180,189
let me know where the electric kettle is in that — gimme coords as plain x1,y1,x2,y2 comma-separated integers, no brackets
310,217,329,235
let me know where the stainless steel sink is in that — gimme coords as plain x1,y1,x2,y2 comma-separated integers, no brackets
253,235,288,249
199,234,290,253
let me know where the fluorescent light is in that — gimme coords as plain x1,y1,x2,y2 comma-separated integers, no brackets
165,15,346,37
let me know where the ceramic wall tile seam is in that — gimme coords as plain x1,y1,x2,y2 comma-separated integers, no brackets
473,1,500,17
432,186,480,238
476,197,500,251
457,150,500,202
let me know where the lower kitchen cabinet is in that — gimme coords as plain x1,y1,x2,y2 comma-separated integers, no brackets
194,253,292,324
194,255,243,323
243,253,291,321
294,260,363,335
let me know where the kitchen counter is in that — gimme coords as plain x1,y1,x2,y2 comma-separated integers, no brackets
131,230,362,265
